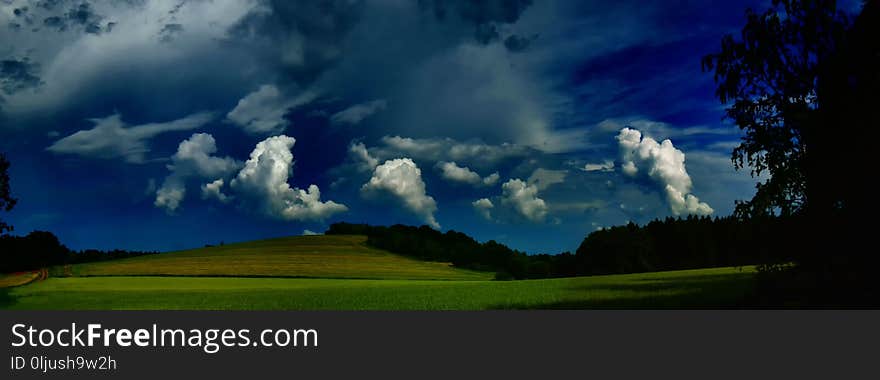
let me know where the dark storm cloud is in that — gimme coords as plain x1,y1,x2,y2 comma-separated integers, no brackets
0,0,770,254
227,0,366,85
31,1,106,34
159,23,183,43
418,0,533,45
41,15,64,30
503,33,534,52
67,2,104,34
37,0,65,10
167,1,185,16
7,5,32,30
419,0,533,24
473,23,499,44
0,58,42,95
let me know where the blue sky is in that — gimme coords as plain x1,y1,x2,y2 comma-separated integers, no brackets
1,0,832,253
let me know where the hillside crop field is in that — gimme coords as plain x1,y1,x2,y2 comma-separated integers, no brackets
0,235,757,310
60,235,491,281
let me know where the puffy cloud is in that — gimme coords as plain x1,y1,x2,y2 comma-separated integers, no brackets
155,133,241,213
302,229,320,236
482,172,500,186
226,84,317,135
438,161,480,183
528,168,567,191
501,178,547,222
582,160,615,172
330,99,387,125
472,198,494,220
348,141,379,172
437,161,500,187
231,135,347,221
154,184,185,213
616,127,713,216
169,133,241,179
201,179,231,203
361,158,439,229
47,112,214,163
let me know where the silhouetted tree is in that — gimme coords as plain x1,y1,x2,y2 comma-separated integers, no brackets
813,1,878,222
704,1,879,304
702,0,851,218
0,231,68,273
0,152,16,235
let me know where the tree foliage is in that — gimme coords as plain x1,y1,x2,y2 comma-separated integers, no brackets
0,231,159,273
575,216,799,275
326,223,538,279
702,0,851,217
704,1,879,303
327,220,793,279
0,152,16,235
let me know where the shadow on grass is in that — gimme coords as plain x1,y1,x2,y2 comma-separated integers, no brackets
502,272,759,310
0,287,17,309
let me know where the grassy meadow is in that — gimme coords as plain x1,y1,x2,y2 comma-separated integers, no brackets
1,267,756,310
0,234,758,310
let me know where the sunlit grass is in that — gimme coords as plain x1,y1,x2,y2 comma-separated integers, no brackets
2,266,756,310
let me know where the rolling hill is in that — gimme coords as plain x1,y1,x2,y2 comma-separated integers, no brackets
61,235,492,281
2,234,759,310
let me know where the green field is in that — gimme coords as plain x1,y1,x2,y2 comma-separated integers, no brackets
0,235,758,310
1,267,756,310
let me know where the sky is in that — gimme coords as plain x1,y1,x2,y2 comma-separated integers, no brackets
0,0,829,254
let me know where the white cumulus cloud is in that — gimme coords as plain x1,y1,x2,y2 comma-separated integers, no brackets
616,127,713,216
169,133,241,178
154,133,240,213
582,160,615,172
155,185,185,213
231,135,347,221
201,179,231,203
472,198,494,220
501,178,547,222
361,158,439,229
349,142,379,172
437,161,499,187
482,172,500,186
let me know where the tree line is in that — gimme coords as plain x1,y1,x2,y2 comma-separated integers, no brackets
326,217,797,280
0,231,159,273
